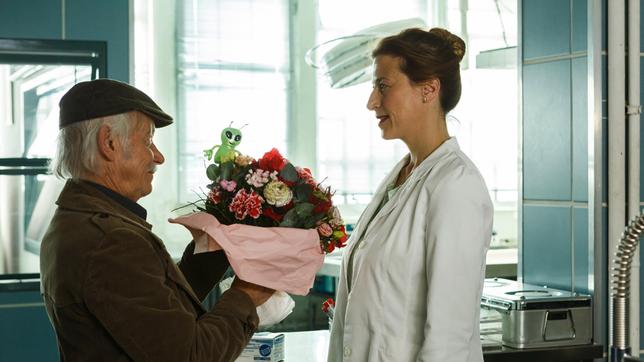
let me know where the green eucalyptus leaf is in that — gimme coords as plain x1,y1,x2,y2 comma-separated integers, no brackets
294,202,315,218
206,164,220,181
303,215,321,229
279,163,298,182
294,183,313,202
280,208,299,227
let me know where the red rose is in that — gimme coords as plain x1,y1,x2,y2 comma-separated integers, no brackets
313,199,332,214
258,148,287,172
263,207,283,222
296,167,317,186
282,201,294,212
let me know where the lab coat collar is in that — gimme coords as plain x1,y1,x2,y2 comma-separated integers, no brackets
350,137,460,242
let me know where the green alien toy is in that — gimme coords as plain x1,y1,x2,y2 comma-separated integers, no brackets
203,125,244,164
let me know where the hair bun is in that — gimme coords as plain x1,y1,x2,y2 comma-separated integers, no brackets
428,27,466,62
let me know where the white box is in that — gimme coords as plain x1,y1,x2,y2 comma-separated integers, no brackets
235,332,285,361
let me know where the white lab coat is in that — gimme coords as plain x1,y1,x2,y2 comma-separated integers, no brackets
328,138,493,362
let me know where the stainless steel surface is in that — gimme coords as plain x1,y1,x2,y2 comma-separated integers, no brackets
481,278,592,349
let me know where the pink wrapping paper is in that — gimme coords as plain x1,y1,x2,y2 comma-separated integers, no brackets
169,212,324,296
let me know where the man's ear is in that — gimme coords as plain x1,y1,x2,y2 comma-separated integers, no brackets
97,124,118,161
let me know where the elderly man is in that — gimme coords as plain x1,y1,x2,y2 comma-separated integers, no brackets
40,79,273,361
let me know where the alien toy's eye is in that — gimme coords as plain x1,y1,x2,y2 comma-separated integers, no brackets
226,131,233,139
234,135,241,142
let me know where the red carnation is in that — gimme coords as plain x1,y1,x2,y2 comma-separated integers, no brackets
208,187,222,204
259,148,288,172
246,191,263,219
229,189,264,220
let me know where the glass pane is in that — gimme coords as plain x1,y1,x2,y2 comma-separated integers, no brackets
176,0,290,210
316,1,423,220
0,174,65,274
0,64,91,274
178,0,288,67
0,64,92,158
178,69,287,202
315,0,519,251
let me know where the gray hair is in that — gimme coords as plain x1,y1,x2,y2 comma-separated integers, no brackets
50,113,133,179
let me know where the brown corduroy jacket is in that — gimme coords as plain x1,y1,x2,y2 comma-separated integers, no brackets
40,179,259,362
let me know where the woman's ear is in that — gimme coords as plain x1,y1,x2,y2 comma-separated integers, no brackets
97,124,117,161
422,78,441,103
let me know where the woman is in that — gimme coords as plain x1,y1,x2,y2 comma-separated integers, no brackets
328,28,493,362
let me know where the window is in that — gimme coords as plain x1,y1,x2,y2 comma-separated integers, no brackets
176,0,290,203
165,0,518,255
0,39,105,275
315,0,518,248
315,0,427,221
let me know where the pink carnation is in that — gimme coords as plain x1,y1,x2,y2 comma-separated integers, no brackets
220,179,237,192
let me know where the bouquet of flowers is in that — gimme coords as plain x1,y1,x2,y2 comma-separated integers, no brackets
170,126,347,296
201,147,347,253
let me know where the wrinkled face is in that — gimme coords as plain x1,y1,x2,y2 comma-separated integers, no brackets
113,113,165,201
366,55,424,140
220,127,242,147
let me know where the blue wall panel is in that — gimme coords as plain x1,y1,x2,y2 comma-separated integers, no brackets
572,0,587,53
522,0,571,59
523,60,572,200
523,205,572,290
65,0,129,81
0,0,129,82
0,0,61,39
0,290,58,361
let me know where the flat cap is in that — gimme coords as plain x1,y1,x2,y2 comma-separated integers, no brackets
59,78,173,129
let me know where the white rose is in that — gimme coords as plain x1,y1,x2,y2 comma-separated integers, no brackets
263,180,293,207
235,154,255,167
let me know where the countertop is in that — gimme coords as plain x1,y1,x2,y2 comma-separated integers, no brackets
282,329,603,362
317,248,518,279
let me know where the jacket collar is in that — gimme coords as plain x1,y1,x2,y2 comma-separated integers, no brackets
56,179,153,230
84,180,148,220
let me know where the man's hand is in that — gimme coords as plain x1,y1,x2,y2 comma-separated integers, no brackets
231,278,274,306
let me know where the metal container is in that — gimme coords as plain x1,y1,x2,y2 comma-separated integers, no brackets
480,278,592,349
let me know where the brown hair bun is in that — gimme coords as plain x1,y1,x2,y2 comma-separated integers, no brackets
428,28,466,62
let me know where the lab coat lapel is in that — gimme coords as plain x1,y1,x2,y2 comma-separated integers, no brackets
362,138,459,232
348,155,409,245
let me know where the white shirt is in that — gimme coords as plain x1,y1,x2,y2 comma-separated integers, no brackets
328,138,493,362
